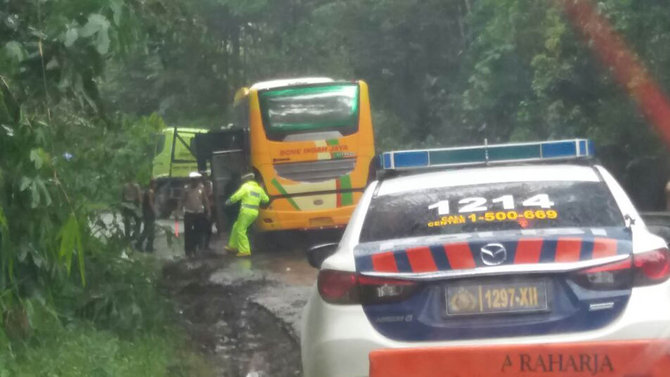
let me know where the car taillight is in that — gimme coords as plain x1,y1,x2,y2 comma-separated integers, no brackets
633,248,670,286
574,248,670,289
317,270,418,305
573,257,633,290
317,270,358,304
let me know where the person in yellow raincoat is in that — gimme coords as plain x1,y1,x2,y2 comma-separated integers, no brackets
224,173,269,257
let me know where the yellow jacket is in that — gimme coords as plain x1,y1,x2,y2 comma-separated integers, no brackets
229,181,269,210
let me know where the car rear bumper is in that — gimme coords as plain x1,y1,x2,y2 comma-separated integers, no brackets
301,282,670,377
369,340,670,377
256,206,354,231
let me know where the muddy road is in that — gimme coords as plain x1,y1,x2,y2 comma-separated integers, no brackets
159,230,335,377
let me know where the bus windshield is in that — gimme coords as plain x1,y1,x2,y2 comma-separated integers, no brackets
259,83,359,140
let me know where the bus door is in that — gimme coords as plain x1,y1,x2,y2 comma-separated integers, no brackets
211,149,247,231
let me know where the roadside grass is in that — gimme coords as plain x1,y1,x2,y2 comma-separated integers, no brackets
0,325,213,377
0,251,215,377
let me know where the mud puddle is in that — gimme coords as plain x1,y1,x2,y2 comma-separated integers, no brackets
162,257,302,377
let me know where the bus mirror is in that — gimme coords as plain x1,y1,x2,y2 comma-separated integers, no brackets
234,87,250,105
306,243,338,269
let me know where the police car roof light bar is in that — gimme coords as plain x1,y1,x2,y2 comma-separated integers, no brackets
380,139,595,170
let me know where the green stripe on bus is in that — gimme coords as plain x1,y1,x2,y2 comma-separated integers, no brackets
269,120,351,132
339,175,353,206
271,178,300,210
326,139,339,146
261,84,356,98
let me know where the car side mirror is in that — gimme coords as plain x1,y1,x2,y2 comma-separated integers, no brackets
306,243,338,269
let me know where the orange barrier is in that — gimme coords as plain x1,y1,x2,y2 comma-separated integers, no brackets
369,340,670,377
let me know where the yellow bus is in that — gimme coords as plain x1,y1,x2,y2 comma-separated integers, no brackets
232,77,376,231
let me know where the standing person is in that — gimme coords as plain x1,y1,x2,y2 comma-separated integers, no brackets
121,179,142,241
224,172,269,257
136,179,157,252
177,172,209,257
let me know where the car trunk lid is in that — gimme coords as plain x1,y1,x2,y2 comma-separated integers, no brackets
354,227,633,341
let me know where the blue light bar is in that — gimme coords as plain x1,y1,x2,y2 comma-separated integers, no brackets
380,139,595,170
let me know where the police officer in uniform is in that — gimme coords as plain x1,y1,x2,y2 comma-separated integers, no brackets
224,172,269,257
178,172,209,257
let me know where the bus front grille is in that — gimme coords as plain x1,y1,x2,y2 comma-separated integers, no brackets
274,158,356,182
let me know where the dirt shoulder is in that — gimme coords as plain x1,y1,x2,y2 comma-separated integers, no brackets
159,235,318,377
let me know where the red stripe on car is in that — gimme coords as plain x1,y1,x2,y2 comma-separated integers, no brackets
593,238,618,258
514,239,543,264
555,238,583,262
444,243,476,269
406,246,438,272
372,252,399,272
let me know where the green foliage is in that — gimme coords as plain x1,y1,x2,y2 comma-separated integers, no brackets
0,239,212,376
58,214,85,285
140,0,667,160
2,0,670,371
0,313,212,377
0,0,183,363
7,0,670,156
94,0,670,157
65,253,170,337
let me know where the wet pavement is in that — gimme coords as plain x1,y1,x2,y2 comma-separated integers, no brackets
156,222,334,377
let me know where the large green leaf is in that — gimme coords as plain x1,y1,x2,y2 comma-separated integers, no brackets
64,27,79,48
58,214,86,286
110,0,124,26
19,176,32,192
35,179,52,207
79,13,111,55
96,27,111,55
3,41,26,63
18,176,50,208
80,14,107,37
29,149,43,170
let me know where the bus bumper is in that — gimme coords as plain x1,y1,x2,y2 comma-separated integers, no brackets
256,206,355,231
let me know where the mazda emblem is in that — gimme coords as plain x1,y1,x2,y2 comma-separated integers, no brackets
480,243,507,266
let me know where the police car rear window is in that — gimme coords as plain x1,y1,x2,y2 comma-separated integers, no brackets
359,181,624,243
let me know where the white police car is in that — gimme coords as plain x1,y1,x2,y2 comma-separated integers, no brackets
301,140,670,377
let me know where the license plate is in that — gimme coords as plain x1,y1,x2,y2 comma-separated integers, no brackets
445,280,548,316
